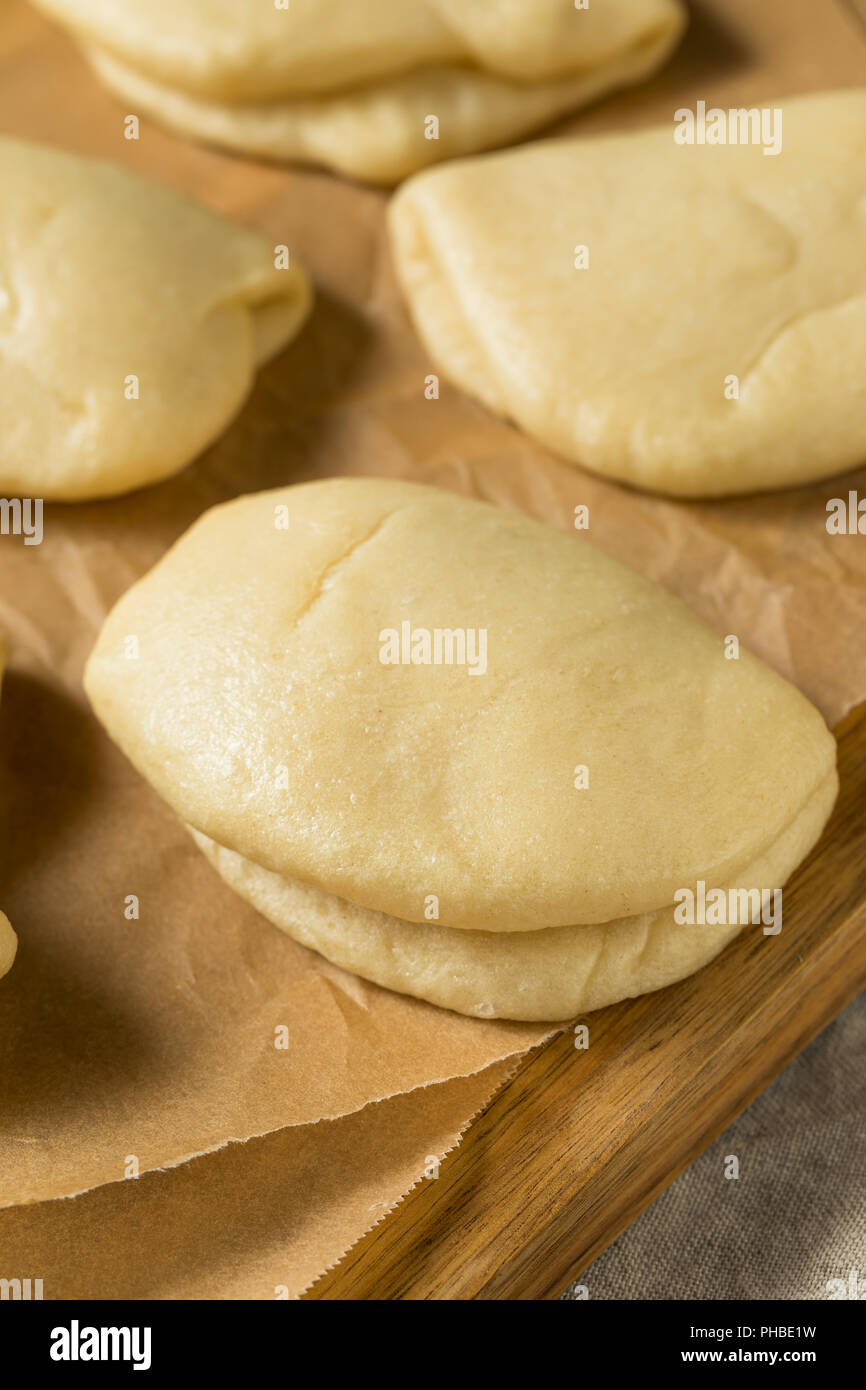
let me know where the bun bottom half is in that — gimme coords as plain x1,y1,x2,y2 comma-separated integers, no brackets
188,768,836,1021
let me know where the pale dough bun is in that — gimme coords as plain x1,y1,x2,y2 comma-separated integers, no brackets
190,769,836,1020
33,0,461,102
85,479,837,938
83,44,683,187
33,0,685,184
32,0,685,101
389,88,866,496
0,641,16,980
0,138,311,501
0,912,16,982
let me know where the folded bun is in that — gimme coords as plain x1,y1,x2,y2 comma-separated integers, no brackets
0,138,311,501
86,479,837,1017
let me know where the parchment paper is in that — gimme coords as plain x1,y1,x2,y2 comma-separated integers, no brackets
1,0,865,1297
0,1062,513,1300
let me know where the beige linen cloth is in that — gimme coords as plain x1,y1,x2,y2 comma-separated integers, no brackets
565,990,866,1300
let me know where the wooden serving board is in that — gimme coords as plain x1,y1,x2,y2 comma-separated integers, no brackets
309,704,866,1299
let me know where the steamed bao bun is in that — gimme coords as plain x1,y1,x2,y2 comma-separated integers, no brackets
0,138,311,501
0,913,15,981
31,0,686,184
85,479,837,1019
389,89,866,496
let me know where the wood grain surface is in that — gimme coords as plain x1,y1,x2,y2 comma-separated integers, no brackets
309,704,866,1299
